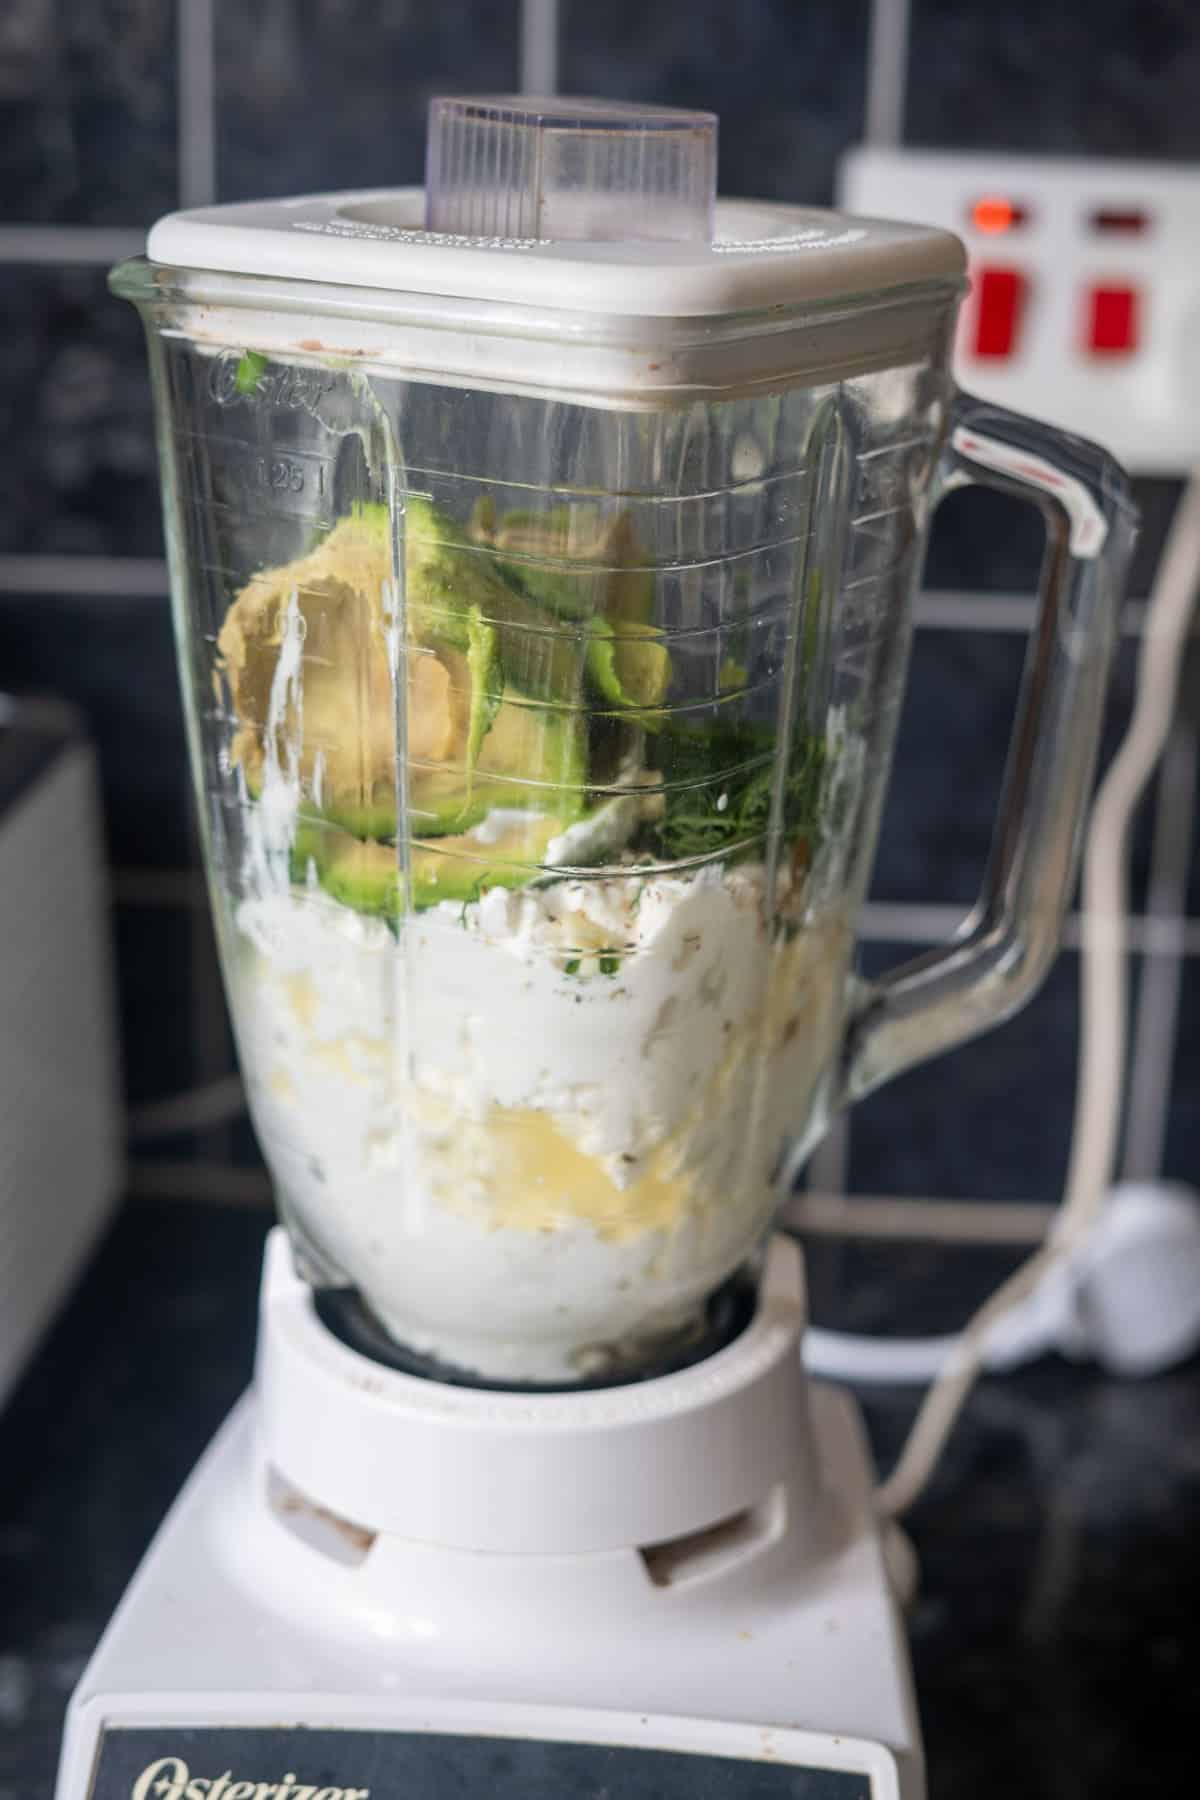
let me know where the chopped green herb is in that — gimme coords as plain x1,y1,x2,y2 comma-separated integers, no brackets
654,720,826,864
563,957,581,976
599,952,620,976
234,350,268,395
458,873,486,927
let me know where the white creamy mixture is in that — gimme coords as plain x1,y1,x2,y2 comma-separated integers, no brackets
231,860,848,1382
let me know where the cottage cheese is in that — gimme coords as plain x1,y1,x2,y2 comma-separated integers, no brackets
230,856,849,1382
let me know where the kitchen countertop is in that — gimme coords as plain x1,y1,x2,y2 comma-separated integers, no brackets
3,1199,1199,1799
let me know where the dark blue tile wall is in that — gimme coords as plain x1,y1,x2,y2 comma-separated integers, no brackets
1163,959,1200,1187
0,269,162,558
111,902,198,1109
214,0,522,202
922,485,1043,595
804,1234,1029,1338
846,945,1087,1204
559,0,871,206
905,0,1200,159
873,631,1153,911
0,1,176,225
872,626,1025,910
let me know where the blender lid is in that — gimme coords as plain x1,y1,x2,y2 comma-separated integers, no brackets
146,94,965,320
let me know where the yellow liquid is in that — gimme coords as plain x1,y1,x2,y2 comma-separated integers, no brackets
461,1107,695,1243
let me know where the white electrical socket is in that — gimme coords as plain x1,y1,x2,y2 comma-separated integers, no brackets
839,146,1200,476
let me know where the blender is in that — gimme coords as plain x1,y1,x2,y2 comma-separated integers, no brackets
60,97,1134,1798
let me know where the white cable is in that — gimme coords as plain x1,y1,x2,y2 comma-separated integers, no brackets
806,1327,958,1385
857,468,1200,1517
805,1179,1200,1391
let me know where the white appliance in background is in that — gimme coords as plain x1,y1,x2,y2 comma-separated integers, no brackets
839,148,1200,473
0,696,122,1409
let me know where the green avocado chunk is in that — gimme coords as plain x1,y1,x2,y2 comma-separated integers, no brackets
469,501,655,625
584,618,672,717
409,683,588,836
468,499,670,713
410,496,591,706
217,497,589,848
292,814,567,915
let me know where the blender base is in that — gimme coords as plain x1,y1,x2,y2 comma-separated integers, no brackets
56,1233,923,1800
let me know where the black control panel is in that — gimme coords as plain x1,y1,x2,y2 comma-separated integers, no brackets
92,1724,876,1799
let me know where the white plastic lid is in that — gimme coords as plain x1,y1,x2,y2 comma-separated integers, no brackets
425,94,718,244
146,188,963,320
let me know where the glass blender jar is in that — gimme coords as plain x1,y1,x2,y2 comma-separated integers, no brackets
113,97,1135,1388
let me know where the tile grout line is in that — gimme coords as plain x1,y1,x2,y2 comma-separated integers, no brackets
129,1164,1061,1228
861,902,1200,956
1120,701,1199,1179
178,0,225,1159
863,0,912,148
178,0,217,209
520,0,559,95
916,593,1149,633
784,1190,1057,1244
108,873,1200,955
0,556,170,596
0,560,1153,637
0,227,145,265
806,1113,851,1199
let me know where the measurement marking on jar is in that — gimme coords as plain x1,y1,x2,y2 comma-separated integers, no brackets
245,455,314,496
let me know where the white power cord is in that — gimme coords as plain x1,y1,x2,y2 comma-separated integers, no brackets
805,1180,1200,1384
807,468,1200,1519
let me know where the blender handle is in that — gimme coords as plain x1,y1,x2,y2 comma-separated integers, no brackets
835,390,1137,1111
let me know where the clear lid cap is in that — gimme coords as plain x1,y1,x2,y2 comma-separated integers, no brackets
425,94,718,244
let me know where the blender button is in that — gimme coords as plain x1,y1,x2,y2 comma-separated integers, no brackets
1086,283,1140,355
971,265,1027,359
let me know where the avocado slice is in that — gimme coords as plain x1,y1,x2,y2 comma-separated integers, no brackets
292,829,404,918
584,618,672,716
216,506,397,821
292,814,566,915
217,498,587,844
468,500,668,713
410,684,588,835
410,496,591,706
469,501,655,626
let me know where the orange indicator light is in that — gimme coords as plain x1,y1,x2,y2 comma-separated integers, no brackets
971,195,1027,235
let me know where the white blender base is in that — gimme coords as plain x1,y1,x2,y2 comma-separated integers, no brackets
57,1234,923,1800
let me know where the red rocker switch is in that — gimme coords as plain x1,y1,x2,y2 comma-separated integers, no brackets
972,266,1028,359
1086,284,1139,355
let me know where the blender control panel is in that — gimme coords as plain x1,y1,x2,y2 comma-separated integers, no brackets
840,144,1200,473
89,1725,889,1799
